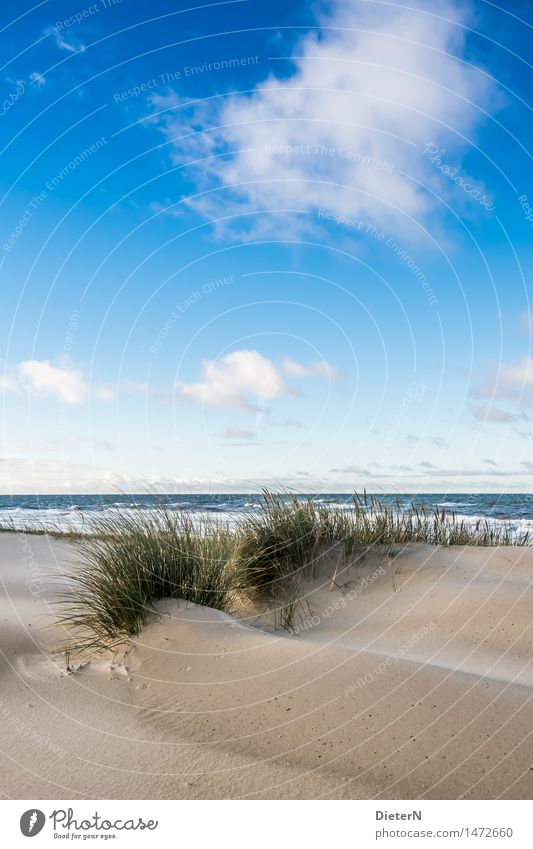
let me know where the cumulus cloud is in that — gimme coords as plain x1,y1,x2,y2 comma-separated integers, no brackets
1,360,116,405
179,350,343,410
282,359,343,382
147,0,490,239
18,360,88,405
179,350,290,410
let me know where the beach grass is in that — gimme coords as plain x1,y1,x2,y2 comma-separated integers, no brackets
57,506,239,652
0,521,84,540
55,490,529,650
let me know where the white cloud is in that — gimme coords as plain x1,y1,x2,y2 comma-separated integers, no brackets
470,357,533,408
95,384,117,401
29,72,46,87
147,0,490,240
55,434,115,451
2,360,116,405
179,350,343,410
18,360,88,405
406,433,447,448
217,427,256,440
283,358,343,381
327,462,533,481
498,358,533,390
46,26,85,54
124,380,166,399
468,402,523,424
125,380,151,393
267,417,303,429
2,460,533,494
330,464,372,475
0,376,17,393
179,350,289,410
149,201,183,219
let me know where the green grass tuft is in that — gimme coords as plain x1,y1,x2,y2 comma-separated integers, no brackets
54,490,529,651
57,506,238,652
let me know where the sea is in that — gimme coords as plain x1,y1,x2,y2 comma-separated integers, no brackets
1,493,533,536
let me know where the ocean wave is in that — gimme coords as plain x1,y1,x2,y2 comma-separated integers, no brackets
1,494,533,538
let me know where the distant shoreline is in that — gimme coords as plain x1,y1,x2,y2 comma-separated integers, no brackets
2,491,533,536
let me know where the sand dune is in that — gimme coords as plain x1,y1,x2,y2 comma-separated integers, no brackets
0,533,532,799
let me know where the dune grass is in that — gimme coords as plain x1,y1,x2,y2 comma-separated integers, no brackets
56,490,529,651
345,493,529,548
57,506,239,652
0,521,84,540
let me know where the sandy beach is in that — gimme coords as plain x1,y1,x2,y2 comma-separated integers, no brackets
1,532,532,800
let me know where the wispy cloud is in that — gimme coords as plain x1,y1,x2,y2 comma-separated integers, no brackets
329,464,372,475
147,0,491,240
124,380,167,400
29,72,46,87
498,358,533,393
267,417,304,429
282,359,343,382
149,201,184,219
471,357,533,402
45,25,85,54
328,462,533,480
467,355,533,423
217,427,256,440
468,402,523,423
47,433,116,451
406,433,447,448
0,376,17,392
96,385,117,401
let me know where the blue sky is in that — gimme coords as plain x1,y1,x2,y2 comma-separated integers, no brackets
0,0,532,493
